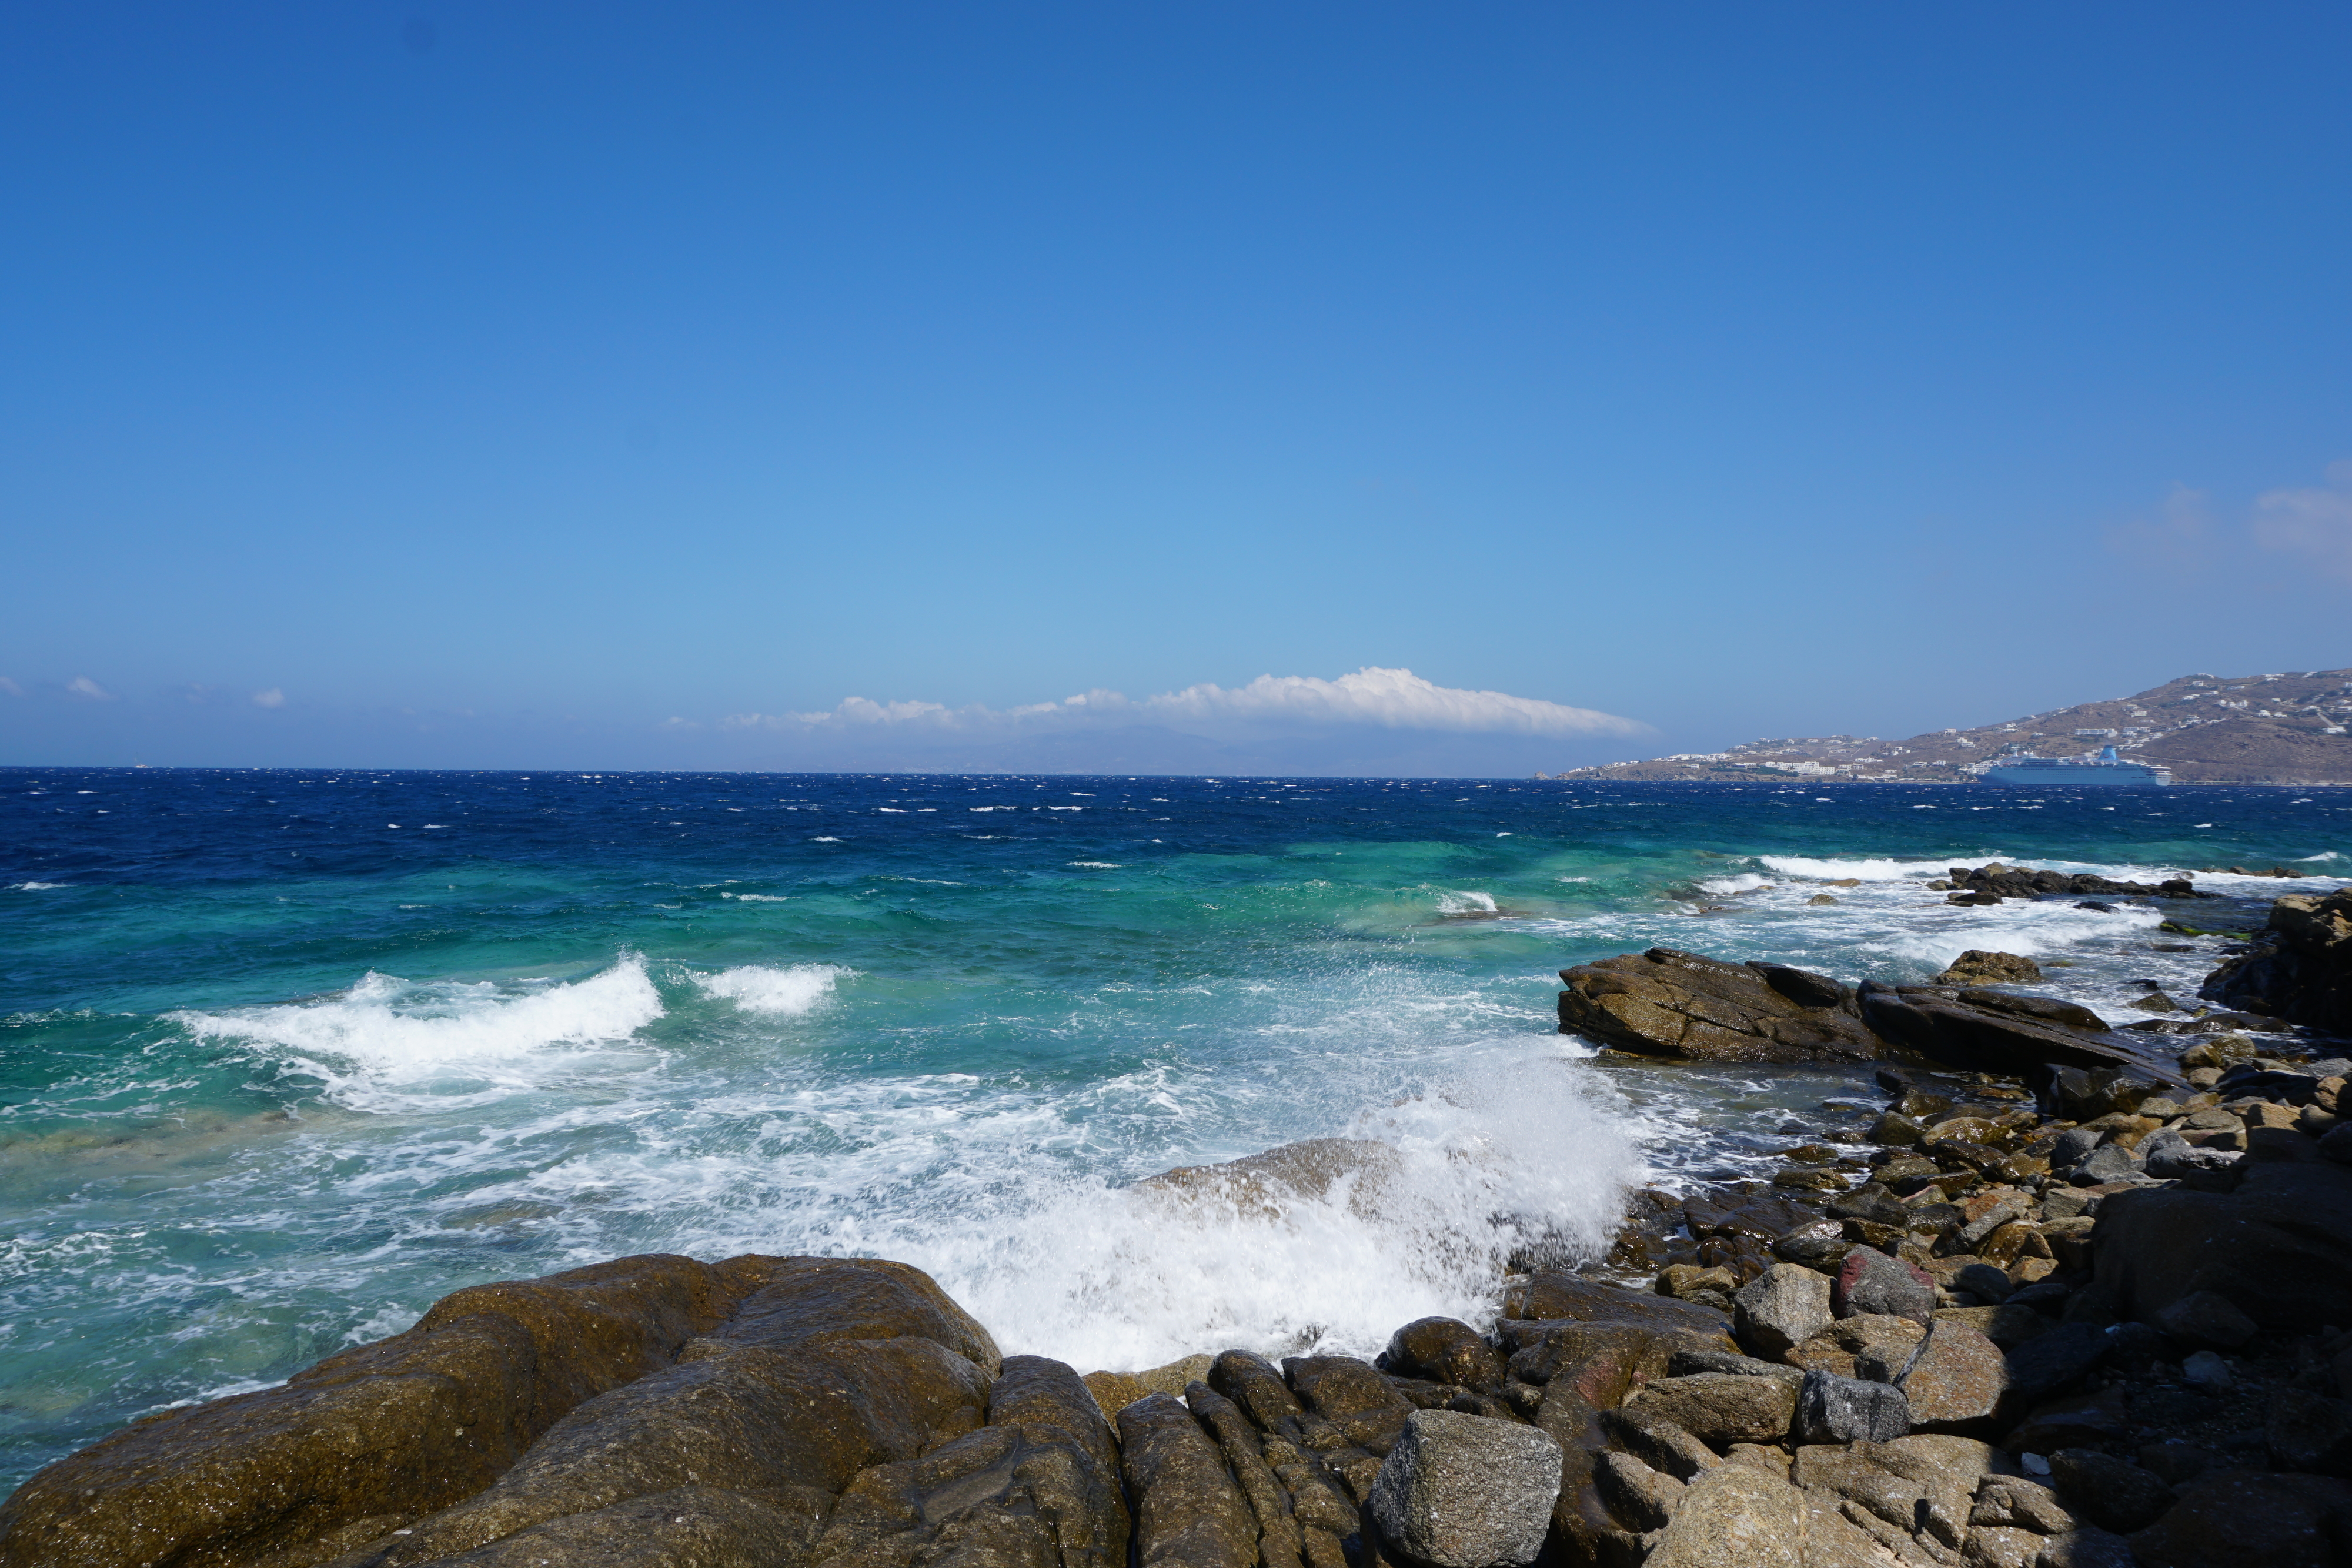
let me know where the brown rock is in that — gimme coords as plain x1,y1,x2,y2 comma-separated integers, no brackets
1786,1313,1927,1381
1083,1370,1151,1417
1643,1461,1805,1568
810,1358,1130,1568
1284,1356,1414,1456
1118,1393,1258,1568
348,1333,993,1563
1186,1383,1304,1568
1621,1373,1797,1446
2199,887,2352,1033
1501,1273,1734,1339
0,1252,777,1568
1557,947,1883,1064
1933,950,2043,987
1381,1318,1506,1394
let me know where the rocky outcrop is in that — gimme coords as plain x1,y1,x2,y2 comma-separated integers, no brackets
1930,950,2040,987
2200,887,2352,1034
1855,982,2170,1081
1939,862,2210,902
0,1255,1122,1568
1557,948,1885,1064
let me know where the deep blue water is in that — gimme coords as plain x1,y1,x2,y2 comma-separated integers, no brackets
3,767,2346,1492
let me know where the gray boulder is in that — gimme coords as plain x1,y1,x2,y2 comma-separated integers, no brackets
1794,1370,1910,1443
1365,1409,1561,1568
1831,1247,1936,1325
1732,1264,1832,1360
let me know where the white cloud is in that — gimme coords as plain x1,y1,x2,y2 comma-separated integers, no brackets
2251,460,2352,580
250,688,286,708
65,676,113,701
727,667,1646,739
0,676,21,697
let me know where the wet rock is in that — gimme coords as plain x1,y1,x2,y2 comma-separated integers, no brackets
1642,1460,1805,1568
1795,1369,1911,1443
1934,950,2043,987
1556,947,1883,1064
1731,1265,1832,1360
2087,1159,2352,1332
1499,1319,1702,1408
1365,1409,1561,1568
0,1252,790,1568
1187,1383,1305,1568
348,1332,994,1564
2265,1388,2352,1477
1592,1449,1683,1532
1500,1273,1733,1340
1856,983,2157,1079
1896,1319,2007,1432
2154,1290,2258,1350
2198,887,2352,1033
2046,1449,2170,1534
2124,1469,2352,1568
1832,1246,1937,1326
1119,1393,1258,1568
1287,1356,1415,1455
809,1358,1130,1568
1381,1319,1507,1396
1621,1373,1797,1446
372,1485,830,1568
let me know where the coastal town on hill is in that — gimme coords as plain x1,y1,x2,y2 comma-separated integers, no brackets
1545,668,2352,786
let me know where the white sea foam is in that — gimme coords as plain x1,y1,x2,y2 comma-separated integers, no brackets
9,882,68,890
1758,855,1972,881
1694,873,1774,895
2298,852,2344,862
689,963,851,1017
171,958,665,1108
1435,890,1499,914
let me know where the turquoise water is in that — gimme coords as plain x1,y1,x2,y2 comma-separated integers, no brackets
3,768,2347,1492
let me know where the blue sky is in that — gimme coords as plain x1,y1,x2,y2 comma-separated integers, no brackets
4,2,2349,773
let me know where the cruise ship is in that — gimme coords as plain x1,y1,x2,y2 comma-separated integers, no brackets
1981,745,2172,788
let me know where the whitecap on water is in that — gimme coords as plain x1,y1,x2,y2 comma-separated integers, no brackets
169,957,665,1109
688,963,853,1017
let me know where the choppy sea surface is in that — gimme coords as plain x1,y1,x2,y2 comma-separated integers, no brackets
3,768,2348,1490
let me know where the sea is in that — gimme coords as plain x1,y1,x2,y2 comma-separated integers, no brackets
3,768,2347,1492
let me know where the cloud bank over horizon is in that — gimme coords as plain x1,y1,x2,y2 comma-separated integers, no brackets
704,667,1650,776
0,666,1656,775
729,667,1645,740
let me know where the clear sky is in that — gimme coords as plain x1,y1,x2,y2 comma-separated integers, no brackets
5,3,2349,773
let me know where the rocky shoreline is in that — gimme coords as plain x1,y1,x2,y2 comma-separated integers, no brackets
4,888,2349,1568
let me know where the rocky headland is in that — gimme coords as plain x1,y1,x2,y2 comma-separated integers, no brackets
1542,668,2352,785
6,888,2351,1568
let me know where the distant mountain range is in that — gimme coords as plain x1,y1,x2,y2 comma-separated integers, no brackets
1544,668,2352,785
